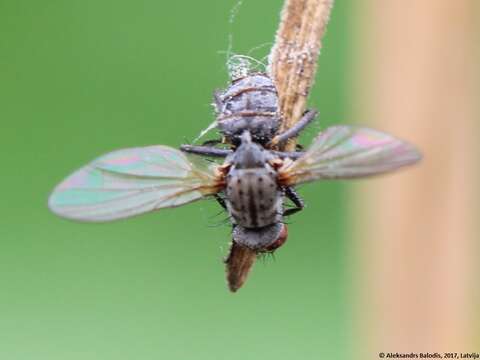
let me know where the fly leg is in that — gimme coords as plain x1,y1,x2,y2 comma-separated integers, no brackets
201,139,223,147
283,186,304,217
214,194,227,210
181,138,227,156
269,109,318,146
180,145,233,158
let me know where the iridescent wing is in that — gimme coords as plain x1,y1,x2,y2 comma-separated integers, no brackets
48,146,223,222
279,126,421,185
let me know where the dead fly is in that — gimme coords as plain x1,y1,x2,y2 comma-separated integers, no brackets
48,56,421,291
49,94,421,291
174,64,422,290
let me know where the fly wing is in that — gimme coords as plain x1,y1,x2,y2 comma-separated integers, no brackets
48,146,222,222
279,126,421,185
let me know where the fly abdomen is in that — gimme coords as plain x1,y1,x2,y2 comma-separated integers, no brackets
216,73,281,144
226,169,282,229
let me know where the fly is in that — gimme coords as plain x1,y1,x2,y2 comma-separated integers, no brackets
48,69,422,292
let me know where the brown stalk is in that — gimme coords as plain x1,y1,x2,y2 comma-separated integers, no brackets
269,0,334,151
225,0,334,292
225,242,257,292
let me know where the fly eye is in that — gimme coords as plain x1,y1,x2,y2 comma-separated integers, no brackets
263,224,288,252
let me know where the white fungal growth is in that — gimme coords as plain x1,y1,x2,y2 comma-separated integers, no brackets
227,54,266,80
194,120,218,143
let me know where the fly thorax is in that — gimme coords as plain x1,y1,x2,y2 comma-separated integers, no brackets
231,131,271,169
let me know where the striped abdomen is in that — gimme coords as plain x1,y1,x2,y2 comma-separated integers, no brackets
216,73,281,143
225,168,282,229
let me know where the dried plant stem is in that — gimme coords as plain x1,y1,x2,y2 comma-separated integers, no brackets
226,0,335,292
269,0,334,151
225,243,257,292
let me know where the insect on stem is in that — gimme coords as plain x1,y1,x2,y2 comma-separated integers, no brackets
47,0,421,294
225,0,335,292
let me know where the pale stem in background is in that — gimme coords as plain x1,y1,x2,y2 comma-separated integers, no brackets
352,0,479,354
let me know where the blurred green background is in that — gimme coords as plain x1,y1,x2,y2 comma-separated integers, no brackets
0,1,352,359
